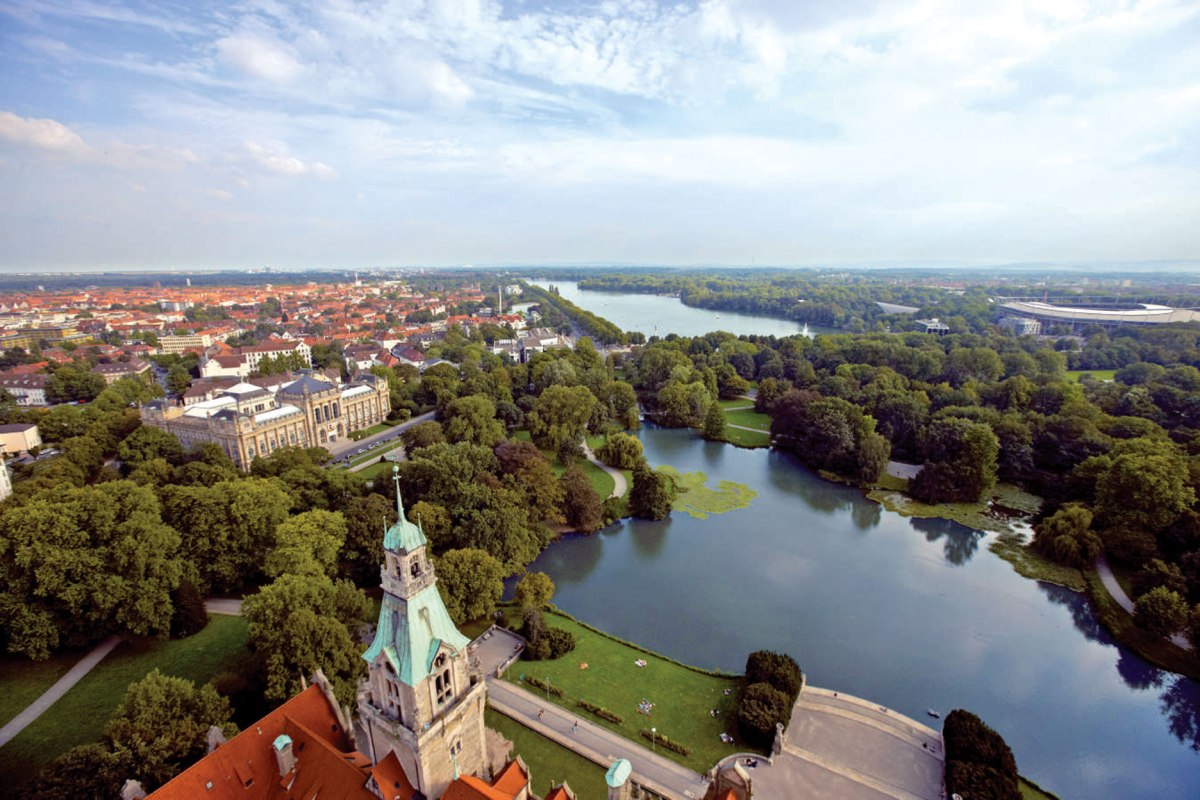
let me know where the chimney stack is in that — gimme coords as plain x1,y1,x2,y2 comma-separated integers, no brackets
273,734,296,777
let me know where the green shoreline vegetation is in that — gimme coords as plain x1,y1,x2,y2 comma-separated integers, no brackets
658,466,757,519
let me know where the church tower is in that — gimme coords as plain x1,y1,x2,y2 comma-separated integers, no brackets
357,467,489,799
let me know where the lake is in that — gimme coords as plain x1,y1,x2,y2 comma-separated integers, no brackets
529,280,837,339
518,425,1200,799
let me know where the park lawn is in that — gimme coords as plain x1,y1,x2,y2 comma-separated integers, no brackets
346,439,405,468
486,709,607,800
1019,776,1061,800
358,459,396,480
1066,369,1116,382
0,651,79,728
721,427,770,448
724,408,770,432
505,612,747,772
718,399,755,412
0,615,251,789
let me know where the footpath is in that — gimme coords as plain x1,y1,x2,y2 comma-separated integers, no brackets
582,443,627,499
1096,555,1193,651
0,636,121,748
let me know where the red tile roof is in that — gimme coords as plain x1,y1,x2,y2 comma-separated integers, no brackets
147,685,373,800
369,751,417,800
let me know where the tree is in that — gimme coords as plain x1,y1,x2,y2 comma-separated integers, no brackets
23,743,134,800
736,682,791,748
515,571,555,610
1095,452,1195,533
0,481,183,659
105,670,236,789
442,394,505,447
1134,586,1189,637
745,650,802,700
265,509,348,578
629,464,675,521
400,420,445,452
45,364,106,404
339,493,392,585
241,573,370,705
165,363,192,396
702,401,726,441
595,432,645,469
559,465,604,533
528,384,597,451
1032,504,1101,568
435,548,505,625
118,425,184,469
495,440,565,525
910,417,999,503
160,478,293,593
656,381,710,427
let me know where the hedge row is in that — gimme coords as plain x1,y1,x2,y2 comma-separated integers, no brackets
523,675,565,698
577,699,624,724
639,728,690,757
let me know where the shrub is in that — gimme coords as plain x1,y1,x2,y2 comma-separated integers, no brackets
735,682,791,748
577,699,624,724
1133,586,1189,636
524,626,576,661
640,728,690,756
745,650,802,701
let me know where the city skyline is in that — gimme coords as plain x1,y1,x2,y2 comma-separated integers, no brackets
2,0,1199,271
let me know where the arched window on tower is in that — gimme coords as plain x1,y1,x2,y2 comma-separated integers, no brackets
434,653,452,705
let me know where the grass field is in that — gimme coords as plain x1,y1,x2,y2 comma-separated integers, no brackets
345,438,406,468
1066,369,1117,382
504,611,747,772
0,651,79,728
1019,775,1061,799
486,709,608,800
721,427,771,448
357,459,396,480
0,615,251,788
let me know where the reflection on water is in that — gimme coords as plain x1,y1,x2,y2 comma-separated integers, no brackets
530,531,603,584
911,516,984,565
1117,649,1166,691
630,517,671,558
1038,581,1110,644
1161,677,1200,752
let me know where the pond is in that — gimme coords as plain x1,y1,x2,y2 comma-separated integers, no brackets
529,280,838,339
518,425,1200,799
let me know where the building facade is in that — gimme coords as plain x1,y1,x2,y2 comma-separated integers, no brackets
157,333,212,354
358,475,490,800
140,373,388,469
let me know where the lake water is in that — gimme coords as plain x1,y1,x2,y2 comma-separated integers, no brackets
519,426,1200,799
529,280,837,339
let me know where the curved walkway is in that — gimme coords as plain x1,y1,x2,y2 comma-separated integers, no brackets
0,635,121,748
583,443,627,500
1096,555,1192,651
204,598,244,616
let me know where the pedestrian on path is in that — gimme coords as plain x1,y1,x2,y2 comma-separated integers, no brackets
538,708,545,720
571,720,578,734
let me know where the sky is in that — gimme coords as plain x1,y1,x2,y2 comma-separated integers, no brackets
1,0,1198,271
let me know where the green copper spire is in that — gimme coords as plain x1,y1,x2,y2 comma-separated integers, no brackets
383,465,426,553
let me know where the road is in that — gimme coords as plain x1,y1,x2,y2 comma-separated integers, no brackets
326,410,436,466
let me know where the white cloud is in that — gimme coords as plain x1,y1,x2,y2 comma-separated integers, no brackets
216,34,304,83
0,110,88,154
243,141,336,179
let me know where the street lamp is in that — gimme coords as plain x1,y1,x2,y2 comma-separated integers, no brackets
651,727,656,755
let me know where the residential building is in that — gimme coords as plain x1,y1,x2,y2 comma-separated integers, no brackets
0,373,48,406
200,339,312,379
92,359,152,385
0,423,41,455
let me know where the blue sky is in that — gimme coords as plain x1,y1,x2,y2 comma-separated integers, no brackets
1,0,1198,270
